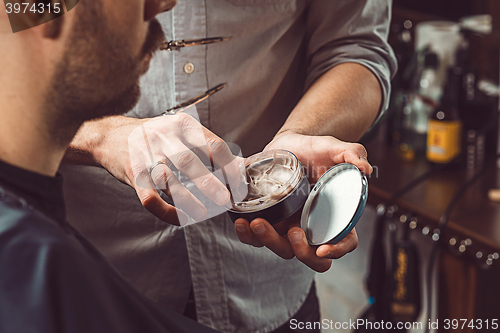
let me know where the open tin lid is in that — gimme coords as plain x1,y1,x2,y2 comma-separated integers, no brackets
300,163,368,245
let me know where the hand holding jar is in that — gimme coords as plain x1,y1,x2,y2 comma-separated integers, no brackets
233,132,372,272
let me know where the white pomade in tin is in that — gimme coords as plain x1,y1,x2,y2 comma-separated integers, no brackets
232,150,303,212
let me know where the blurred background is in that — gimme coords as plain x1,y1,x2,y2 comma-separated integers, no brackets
315,1,500,332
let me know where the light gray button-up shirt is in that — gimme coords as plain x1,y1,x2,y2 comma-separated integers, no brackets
60,1,396,332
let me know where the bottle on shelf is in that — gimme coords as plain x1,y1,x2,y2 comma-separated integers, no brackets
400,50,441,157
426,67,463,164
386,23,414,147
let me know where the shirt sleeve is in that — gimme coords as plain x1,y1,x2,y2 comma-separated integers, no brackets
305,0,398,119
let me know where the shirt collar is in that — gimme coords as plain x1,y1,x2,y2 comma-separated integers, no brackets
0,159,66,223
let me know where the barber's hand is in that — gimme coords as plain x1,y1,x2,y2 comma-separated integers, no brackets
94,113,244,225
234,132,372,272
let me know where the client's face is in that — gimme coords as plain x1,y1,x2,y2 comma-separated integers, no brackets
46,0,175,143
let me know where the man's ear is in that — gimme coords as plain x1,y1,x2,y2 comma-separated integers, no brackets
42,15,64,39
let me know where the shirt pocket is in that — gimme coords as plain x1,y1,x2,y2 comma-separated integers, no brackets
223,0,291,6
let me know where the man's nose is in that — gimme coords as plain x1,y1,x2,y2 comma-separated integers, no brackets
144,0,177,21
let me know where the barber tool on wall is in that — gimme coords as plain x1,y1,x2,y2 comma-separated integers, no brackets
388,218,421,332
355,158,459,333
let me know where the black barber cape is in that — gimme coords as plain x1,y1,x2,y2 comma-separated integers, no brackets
0,160,217,333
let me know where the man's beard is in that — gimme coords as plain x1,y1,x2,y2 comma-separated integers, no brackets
45,0,165,146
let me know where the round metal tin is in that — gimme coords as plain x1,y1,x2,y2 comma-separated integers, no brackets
227,175,310,225
300,163,368,245
227,150,310,225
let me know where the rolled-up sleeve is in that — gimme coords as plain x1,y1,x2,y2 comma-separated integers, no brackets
305,0,397,118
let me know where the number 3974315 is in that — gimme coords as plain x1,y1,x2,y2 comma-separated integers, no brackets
5,2,61,14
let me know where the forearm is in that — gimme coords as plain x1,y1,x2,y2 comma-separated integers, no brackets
277,62,382,142
63,115,137,166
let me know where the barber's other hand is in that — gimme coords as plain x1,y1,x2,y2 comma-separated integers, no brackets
92,114,243,225
266,131,372,181
234,132,372,272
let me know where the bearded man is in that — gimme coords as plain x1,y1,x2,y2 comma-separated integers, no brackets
0,0,220,332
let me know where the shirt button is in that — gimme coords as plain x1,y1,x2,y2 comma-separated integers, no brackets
183,62,195,74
